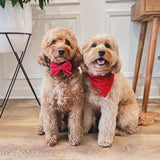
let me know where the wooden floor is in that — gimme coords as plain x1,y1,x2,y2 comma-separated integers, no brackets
0,99,160,160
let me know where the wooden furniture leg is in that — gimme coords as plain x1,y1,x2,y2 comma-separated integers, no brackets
132,22,147,92
142,17,160,113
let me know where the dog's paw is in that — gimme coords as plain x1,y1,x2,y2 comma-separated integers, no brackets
98,138,113,148
46,136,57,147
69,134,81,146
115,129,127,136
126,128,135,134
36,125,45,135
83,128,89,135
123,126,136,134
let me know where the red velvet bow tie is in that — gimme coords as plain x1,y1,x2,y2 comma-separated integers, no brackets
50,61,72,77
87,72,114,97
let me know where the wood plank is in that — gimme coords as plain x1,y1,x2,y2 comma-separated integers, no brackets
146,0,160,12
131,0,160,22
131,0,145,21
0,99,160,160
142,17,160,112
132,22,147,92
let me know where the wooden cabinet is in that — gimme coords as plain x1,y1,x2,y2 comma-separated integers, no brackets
131,0,160,22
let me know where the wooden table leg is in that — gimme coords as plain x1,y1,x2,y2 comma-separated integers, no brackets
132,22,147,92
142,17,160,113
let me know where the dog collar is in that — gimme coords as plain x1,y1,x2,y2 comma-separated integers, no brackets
50,61,72,77
87,72,114,97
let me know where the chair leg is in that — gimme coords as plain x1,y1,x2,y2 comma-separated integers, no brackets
132,22,147,92
142,17,160,113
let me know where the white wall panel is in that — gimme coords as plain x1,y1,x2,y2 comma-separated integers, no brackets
0,2,81,98
0,0,160,99
105,1,160,98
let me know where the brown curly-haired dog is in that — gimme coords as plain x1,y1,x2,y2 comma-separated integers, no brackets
82,34,139,147
36,28,84,147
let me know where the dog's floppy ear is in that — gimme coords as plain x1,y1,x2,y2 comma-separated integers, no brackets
37,49,50,67
80,48,88,72
80,62,88,72
111,59,121,74
73,46,83,67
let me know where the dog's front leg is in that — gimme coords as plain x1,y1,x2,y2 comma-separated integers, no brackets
83,101,95,134
42,105,58,147
68,107,82,146
36,109,44,135
98,103,118,147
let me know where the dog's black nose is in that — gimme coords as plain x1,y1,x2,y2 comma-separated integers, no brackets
58,49,65,56
98,50,105,57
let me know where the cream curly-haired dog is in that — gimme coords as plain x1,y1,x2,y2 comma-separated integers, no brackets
36,28,84,146
82,34,139,147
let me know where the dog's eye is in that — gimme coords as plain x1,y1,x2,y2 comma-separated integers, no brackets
51,40,56,45
91,44,96,48
105,43,110,48
65,40,71,46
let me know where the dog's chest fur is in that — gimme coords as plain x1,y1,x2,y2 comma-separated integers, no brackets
84,73,121,108
41,69,82,112
85,80,109,108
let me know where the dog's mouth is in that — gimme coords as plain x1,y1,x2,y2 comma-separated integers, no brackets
52,56,67,64
95,58,108,66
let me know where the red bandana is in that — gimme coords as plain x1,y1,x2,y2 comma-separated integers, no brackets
50,61,72,77
87,72,114,97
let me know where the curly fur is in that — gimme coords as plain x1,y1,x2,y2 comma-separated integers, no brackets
36,28,84,146
82,34,139,147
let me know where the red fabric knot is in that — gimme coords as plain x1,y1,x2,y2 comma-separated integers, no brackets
50,61,72,77
87,72,114,97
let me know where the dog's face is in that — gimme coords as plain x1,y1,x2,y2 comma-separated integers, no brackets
82,34,121,75
38,28,82,67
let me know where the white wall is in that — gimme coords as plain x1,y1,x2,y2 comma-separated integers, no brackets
0,0,160,99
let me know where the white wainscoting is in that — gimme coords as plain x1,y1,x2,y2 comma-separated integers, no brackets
0,0,160,99
105,1,160,98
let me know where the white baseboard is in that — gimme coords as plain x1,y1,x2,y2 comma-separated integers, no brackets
0,87,160,99
0,87,40,99
135,87,160,99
